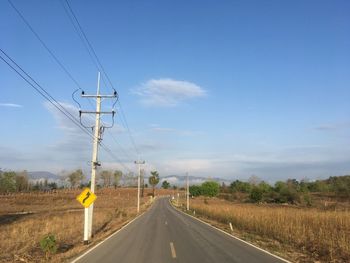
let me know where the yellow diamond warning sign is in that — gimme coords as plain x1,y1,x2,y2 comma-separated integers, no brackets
76,188,97,208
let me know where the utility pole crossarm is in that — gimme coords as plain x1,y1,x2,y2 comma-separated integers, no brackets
81,94,117,98
80,111,115,114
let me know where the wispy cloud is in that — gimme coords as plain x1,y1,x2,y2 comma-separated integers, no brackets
0,103,23,108
149,124,203,137
313,122,350,131
151,127,176,132
148,143,350,182
314,124,338,131
133,78,206,107
44,102,91,160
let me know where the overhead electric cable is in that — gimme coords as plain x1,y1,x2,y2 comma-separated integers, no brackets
7,0,82,90
0,49,132,172
8,0,137,162
61,0,141,157
0,49,92,139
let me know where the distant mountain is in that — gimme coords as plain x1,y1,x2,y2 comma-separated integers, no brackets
160,175,231,186
27,171,61,182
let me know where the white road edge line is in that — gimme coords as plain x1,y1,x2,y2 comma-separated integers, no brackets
71,200,156,263
170,242,177,258
169,199,291,263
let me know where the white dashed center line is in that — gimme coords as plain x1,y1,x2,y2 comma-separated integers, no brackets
170,242,176,258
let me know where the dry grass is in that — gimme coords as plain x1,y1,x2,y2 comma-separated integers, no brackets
181,197,350,263
0,188,170,262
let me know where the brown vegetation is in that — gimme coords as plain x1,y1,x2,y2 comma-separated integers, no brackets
180,197,350,263
0,188,170,262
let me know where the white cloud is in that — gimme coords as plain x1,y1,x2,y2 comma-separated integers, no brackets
44,102,92,162
149,124,203,137
144,144,350,182
151,127,176,132
313,122,350,132
162,159,213,173
0,103,22,108
133,78,206,107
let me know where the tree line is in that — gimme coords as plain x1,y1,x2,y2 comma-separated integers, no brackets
0,169,162,194
189,175,350,205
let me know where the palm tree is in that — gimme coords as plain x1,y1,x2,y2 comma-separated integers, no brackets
148,171,160,196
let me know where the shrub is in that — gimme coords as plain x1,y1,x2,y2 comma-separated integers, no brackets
40,234,57,259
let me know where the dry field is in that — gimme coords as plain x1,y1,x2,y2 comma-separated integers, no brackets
179,197,350,263
0,188,170,262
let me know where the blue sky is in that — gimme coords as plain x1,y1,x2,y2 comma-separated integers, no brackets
1,0,350,182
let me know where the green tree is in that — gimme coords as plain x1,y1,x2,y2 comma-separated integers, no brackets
48,182,58,190
201,181,219,197
249,186,263,202
68,169,84,188
141,169,145,197
148,171,160,196
0,171,16,193
258,181,272,193
161,180,170,189
189,185,201,197
230,180,251,193
328,176,350,197
274,181,300,204
307,180,329,192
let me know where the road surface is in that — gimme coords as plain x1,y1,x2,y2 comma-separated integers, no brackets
74,197,287,263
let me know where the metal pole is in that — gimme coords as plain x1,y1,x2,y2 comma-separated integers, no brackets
186,172,189,211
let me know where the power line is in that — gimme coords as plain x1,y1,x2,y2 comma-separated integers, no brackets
59,0,100,73
8,0,137,164
9,0,143,169
117,104,140,156
60,0,111,92
0,48,93,139
7,0,82,90
8,0,97,114
100,142,133,172
60,0,141,157
85,114,138,162
106,129,138,161
0,48,132,173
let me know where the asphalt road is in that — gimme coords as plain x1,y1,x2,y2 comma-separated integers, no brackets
74,197,287,263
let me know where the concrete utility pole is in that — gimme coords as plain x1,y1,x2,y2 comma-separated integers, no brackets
186,172,189,211
80,72,117,244
135,160,145,213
